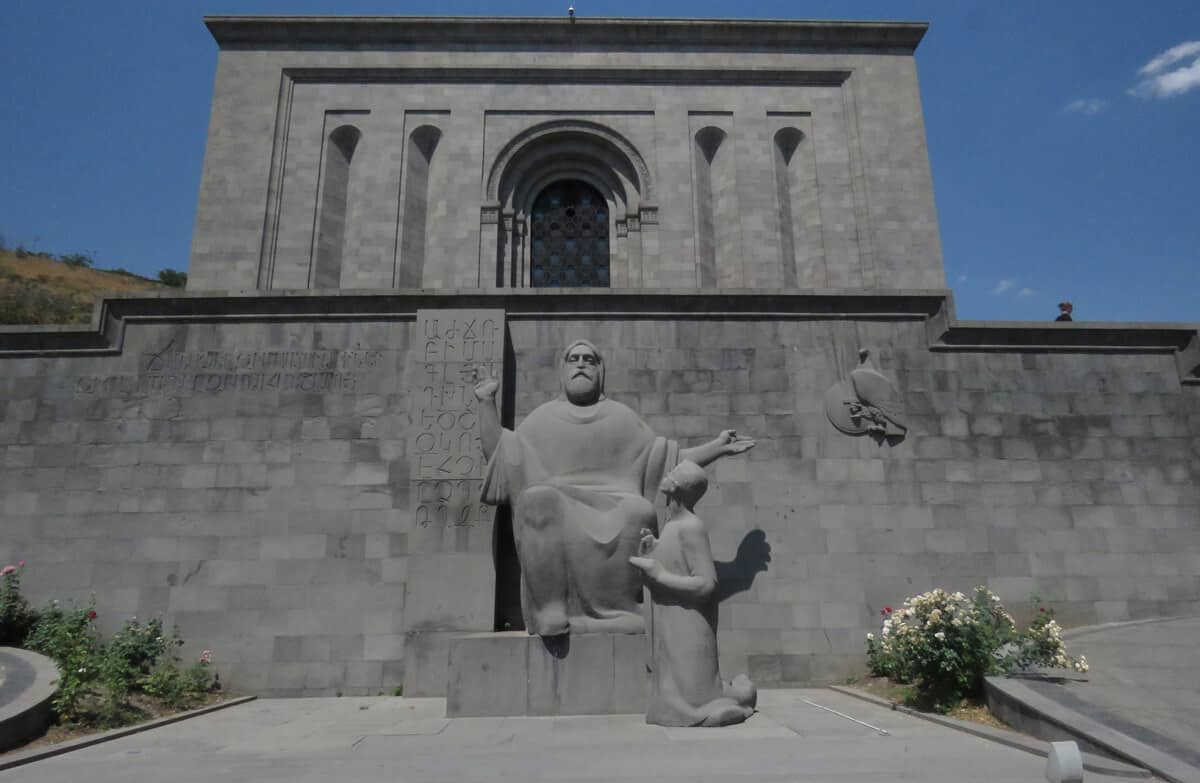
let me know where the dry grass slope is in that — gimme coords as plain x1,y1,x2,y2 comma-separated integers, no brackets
0,250,169,325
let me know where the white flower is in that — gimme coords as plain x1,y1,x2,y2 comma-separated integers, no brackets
866,632,875,640
934,631,946,641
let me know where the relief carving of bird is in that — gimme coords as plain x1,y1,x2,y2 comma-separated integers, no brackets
847,348,907,438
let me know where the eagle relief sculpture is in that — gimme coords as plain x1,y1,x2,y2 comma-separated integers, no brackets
824,348,907,444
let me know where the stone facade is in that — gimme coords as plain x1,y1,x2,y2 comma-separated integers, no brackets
0,17,1197,698
189,17,943,293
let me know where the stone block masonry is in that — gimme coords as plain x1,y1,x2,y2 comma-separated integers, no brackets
0,291,1196,696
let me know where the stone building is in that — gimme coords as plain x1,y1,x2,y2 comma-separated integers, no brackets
0,16,1196,698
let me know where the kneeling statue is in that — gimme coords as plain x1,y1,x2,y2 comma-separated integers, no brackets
630,460,757,727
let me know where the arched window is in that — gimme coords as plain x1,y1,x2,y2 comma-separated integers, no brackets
529,180,610,287
312,125,361,288
483,120,655,289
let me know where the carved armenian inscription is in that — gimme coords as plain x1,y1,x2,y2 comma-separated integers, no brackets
74,343,384,397
410,310,503,529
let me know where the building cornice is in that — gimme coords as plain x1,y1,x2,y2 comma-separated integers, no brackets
2,291,1196,386
203,16,929,54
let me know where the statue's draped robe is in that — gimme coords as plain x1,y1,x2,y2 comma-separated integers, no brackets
481,398,678,632
643,515,755,727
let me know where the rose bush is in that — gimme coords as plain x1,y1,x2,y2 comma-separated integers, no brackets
866,587,1086,712
5,562,219,727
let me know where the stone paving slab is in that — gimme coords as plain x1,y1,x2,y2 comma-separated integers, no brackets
984,616,1200,783
0,689,1112,783
1060,616,1200,765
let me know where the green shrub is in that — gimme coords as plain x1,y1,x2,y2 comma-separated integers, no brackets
24,601,105,721
157,268,187,287
866,587,1086,713
0,562,38,645
10,566,218,727
100,617,174,716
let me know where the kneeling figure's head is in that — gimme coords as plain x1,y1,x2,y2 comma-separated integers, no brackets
660,460,708,508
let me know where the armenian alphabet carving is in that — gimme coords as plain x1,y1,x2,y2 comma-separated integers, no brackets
410,310,503,529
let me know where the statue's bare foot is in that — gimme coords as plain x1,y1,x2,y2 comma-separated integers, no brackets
724,673,757,709
700,701,754,727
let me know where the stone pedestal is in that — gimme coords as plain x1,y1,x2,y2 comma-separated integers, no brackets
446,632,649,717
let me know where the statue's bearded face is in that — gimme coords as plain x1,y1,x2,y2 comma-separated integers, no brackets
562,344,603,405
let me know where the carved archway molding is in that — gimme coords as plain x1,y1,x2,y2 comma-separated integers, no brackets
485,119,655,205
482,119,657,288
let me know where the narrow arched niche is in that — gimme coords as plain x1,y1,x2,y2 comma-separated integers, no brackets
693,126,728,288
313,124,361,289
773,127,806,288
397,125,442,288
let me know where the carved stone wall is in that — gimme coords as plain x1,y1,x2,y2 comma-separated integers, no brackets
1,295,1196,695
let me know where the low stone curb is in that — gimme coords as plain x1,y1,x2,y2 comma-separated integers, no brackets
0,694,256,772
828,685,1151,779
985,677,1200,783
0,648,60,754
1061,615,1196,642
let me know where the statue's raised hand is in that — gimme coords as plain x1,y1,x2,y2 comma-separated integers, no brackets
718,429,755,455
472,366,500,401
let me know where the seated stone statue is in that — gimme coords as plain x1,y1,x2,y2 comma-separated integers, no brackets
630,460,757,727
474,340,753,637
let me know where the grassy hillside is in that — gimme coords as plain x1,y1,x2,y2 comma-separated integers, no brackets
0,249,173,325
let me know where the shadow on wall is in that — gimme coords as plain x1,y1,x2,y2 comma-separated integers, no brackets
714,529,772,604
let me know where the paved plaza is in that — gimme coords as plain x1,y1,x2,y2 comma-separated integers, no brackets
1,689,1071,783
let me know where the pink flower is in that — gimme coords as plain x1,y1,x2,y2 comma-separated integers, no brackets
1039,607,1046,613
17,561,25,567
86,610,98,620
885,607,892,614
0,565,15,576
200,649,213,663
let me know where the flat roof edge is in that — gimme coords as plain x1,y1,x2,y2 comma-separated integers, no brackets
202,16,929,52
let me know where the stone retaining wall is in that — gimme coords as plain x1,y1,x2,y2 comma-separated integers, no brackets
1,291,1196,695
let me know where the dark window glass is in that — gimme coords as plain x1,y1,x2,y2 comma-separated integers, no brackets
529,181,610,287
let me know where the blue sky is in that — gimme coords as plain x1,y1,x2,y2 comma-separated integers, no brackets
1,0,1196,322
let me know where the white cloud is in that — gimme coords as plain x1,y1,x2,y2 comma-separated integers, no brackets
1130,40,1200,98
992,279,1015,295
1139,40,1200,76
1018,287,1034,297
1063,98,1107,114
